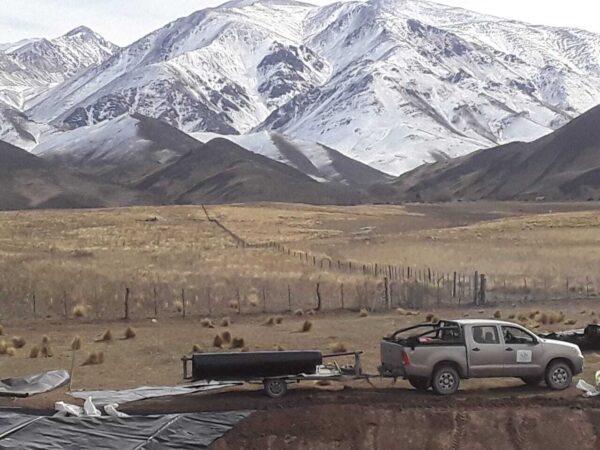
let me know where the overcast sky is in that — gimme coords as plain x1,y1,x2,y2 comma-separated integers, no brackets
1,0,599,46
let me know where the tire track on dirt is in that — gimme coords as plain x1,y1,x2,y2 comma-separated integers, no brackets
450,411,468,450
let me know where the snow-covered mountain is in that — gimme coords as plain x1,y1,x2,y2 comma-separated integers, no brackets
17,0,600,174
0,26,118,110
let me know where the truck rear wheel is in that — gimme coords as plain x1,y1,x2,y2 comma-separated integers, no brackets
431,365,460,395
263,379,288,398
545,361,572,390
408,377,430,391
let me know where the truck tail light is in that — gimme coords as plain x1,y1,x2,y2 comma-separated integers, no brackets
401,350,410,367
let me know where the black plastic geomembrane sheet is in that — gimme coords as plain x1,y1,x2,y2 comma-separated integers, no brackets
0,410,251,449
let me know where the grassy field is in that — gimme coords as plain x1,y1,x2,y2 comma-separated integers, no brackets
1,202,600,322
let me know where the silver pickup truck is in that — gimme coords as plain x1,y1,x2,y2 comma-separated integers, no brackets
379,319,584,395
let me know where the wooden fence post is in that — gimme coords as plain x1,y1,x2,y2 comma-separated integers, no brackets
315,283,322,311
63,290,68,318
288,284,292,312
479,274,486,305
32,292,37,319
181,288,186,318
384,277,390,310
452,272,457,299
473,272,479,305
124,287,130,320
236,288,242,314
153,286,158,318
340,283,345,310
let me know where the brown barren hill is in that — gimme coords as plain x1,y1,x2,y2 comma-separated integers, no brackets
391,104,600,201
0,140,154,210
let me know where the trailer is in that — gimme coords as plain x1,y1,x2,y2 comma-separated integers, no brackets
538,324,600,351
182,350,365,398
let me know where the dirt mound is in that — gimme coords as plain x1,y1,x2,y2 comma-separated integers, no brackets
212,402,599,450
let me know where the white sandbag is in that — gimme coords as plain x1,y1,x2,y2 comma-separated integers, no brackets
576,379,600,397
83,396,102,416
104,403,129,418
55,401,83,417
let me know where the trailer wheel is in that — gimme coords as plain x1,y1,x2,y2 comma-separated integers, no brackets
263,379,288,398
431,365,460,395
408,377,430,391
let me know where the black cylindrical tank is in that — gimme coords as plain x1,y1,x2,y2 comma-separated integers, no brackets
192,351,323,381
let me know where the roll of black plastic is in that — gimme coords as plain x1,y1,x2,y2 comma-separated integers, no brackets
192,351,323,381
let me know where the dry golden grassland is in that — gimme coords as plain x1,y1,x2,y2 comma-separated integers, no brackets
1,203,600,322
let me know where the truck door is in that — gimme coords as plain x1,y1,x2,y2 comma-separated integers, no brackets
500,325,544,376
465,325,505,377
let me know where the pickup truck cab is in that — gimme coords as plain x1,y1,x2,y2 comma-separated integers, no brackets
379,319,584,395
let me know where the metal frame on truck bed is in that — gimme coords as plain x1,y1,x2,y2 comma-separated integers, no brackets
182,351,366,398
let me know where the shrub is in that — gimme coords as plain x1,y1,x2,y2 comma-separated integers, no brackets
275,316,283,324
508,313,516,320
301,321,313,333
72,304,86,318
213,335,223,348
221,331,232,344
6,347,15,357
330,342,347,353
96,329,112,342
29,346,39,358
124,327,136,339
538,313,549,325
201,318,215,329
564,319,577,326
307,310,315,316
71,336,82,351
220,317,231,327
294,309,304,316
359,309,369,318
81,352,104,366
396,308,408,315
192,344,203,353
425,313,435,322
230,337,245,349
274,344,285,351
493,310,501,319
263,317,275,326
0,325,3,336
11,336,26,349
0,340,7,355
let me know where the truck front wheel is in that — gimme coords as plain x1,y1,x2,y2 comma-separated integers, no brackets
431,365,460,395
545,361,572,390
263,379,288,398
408,377,430,391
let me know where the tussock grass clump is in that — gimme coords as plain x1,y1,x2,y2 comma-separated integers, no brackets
274,344,285,351
581,310,587,315
228,300,238,310
220,317,231,327
564,319,577,326
221,331,232,344
241,347,250,353
517,313,528,323
11,336,26,349
0,340,8,355
231,337,245,349
71,336,82,351
463,313,470,318
307,310,315,316
477,310,485,315
247,294,259,308
72,304,86,318
294,309,304,316
359,309,369,318
315,380,332,386
330,342,347,353
425,313,435,322
81,351,104,366
508,313,516,320
40,339,53,358
192,344,203,353
124,327,136,340
0,324,3,336
301,320,313,333
201,318,215,329
396,308,407,315
6,347,16,357
263,317,275,326
174,300,183,313
29,346,39,358
538,313,549,325
493,310,502,319
96,329,112,342
275,316,283,324
213,335,223,348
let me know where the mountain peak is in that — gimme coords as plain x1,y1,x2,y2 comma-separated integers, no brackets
64,26,96,38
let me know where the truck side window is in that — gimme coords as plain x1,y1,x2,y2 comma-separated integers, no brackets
472,326,499,344
502,326,536,345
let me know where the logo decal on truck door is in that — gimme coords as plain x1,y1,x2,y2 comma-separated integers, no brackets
516,350,532,363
